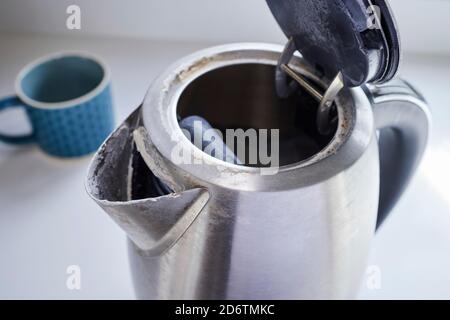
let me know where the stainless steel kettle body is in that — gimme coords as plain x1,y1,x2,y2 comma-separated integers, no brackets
86,44,430,299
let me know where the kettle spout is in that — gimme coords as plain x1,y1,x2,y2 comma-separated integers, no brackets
86,107,210,256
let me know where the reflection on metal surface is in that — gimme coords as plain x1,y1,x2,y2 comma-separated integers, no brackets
421,145,450,207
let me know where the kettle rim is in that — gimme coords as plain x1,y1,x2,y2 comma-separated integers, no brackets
142,43,375,192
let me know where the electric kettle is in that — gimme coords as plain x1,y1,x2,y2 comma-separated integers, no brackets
86,0,430,299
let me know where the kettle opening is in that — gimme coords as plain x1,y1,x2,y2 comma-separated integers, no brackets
176,63,339,167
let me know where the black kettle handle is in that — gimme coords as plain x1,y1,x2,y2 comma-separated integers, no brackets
365,79,431,228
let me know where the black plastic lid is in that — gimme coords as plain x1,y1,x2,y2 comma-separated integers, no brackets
266,0,401,87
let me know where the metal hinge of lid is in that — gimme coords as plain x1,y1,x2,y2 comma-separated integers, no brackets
276,38,345,135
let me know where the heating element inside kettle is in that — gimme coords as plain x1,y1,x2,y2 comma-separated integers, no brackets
276,38,345,135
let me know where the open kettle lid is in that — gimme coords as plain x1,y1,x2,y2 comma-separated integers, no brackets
266,0,401,87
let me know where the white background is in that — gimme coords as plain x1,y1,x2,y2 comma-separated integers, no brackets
0,0,449,299
0,0,450,54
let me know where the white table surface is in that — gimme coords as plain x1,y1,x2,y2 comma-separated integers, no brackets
0,32,449,300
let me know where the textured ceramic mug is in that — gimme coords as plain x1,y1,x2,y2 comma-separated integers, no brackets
0,52,114,157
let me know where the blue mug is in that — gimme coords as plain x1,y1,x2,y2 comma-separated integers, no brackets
0,52,115,158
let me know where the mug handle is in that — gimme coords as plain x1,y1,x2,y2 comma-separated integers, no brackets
365,79,431,228
0,96,35,144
